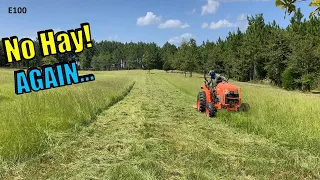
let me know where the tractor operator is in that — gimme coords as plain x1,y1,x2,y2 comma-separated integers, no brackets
207,70,228,88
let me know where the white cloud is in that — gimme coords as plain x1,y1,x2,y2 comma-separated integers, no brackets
218,0,249,2
209,20,234,29
181,24,190,28
234,21,248,31
236,14,250,30
202,23,209,28
158,19,190,29
201,0,220,16
168,33,194,44
237,13,251,21
137,12,162,26
186,8,196,15
137,12,190,29
186,9,197,15
203,13,249,30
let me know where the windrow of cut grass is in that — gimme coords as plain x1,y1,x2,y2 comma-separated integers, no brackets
5,70,319,179
0,69,137,161
159,71,320,156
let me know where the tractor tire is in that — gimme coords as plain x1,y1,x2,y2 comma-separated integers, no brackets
197,91,206,112
239,103,250,112
206,102,217,117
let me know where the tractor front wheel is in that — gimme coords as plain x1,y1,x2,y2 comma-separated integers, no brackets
206,102,217,117
197,91,206,112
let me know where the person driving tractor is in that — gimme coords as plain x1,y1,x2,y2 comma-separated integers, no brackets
206,70,228,88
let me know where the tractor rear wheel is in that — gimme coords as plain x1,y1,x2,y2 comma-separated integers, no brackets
239,103,250,112
206,102,217,117
197,91,206,112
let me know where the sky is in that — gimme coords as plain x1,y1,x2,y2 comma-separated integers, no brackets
0,0,315,46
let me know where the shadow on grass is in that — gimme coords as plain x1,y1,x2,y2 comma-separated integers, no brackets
0,95,11,101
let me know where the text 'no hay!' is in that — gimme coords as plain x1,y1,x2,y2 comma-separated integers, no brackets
1,23,93,63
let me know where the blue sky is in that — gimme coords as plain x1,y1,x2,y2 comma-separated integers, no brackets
0,0,315,46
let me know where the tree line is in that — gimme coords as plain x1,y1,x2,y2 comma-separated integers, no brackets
0,9,319,91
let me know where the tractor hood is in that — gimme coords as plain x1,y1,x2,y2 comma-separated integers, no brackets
216,82,238,92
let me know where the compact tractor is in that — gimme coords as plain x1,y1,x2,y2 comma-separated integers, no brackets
196,73,250,117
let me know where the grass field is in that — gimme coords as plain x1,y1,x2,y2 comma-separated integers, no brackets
1,69,320,179
160,72,320,156
0,69,136,160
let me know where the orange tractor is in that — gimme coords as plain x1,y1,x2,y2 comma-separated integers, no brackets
196,73,250,117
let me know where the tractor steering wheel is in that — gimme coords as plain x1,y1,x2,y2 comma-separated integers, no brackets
203,71,209,86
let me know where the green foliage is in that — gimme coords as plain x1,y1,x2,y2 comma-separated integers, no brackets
275,0,320,18
264,28,290,86
79,40,98,70
79,53,87,70
282,66,295,90
161,42,177,71
142,50,152,71
301,73,315,91
0,41,6,66
41,56,57,65
91,53,111,70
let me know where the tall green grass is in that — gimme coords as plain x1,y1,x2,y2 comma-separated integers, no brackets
159,71,320,156
0,69,136,161
1,70,320,179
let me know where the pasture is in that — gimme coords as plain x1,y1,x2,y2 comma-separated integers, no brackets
1,69,320,179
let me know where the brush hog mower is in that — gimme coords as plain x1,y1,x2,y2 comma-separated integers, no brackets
196,73,250,117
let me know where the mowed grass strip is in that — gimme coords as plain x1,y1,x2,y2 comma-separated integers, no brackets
0,69,136,161
160,71,320,156
5,70,319,179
